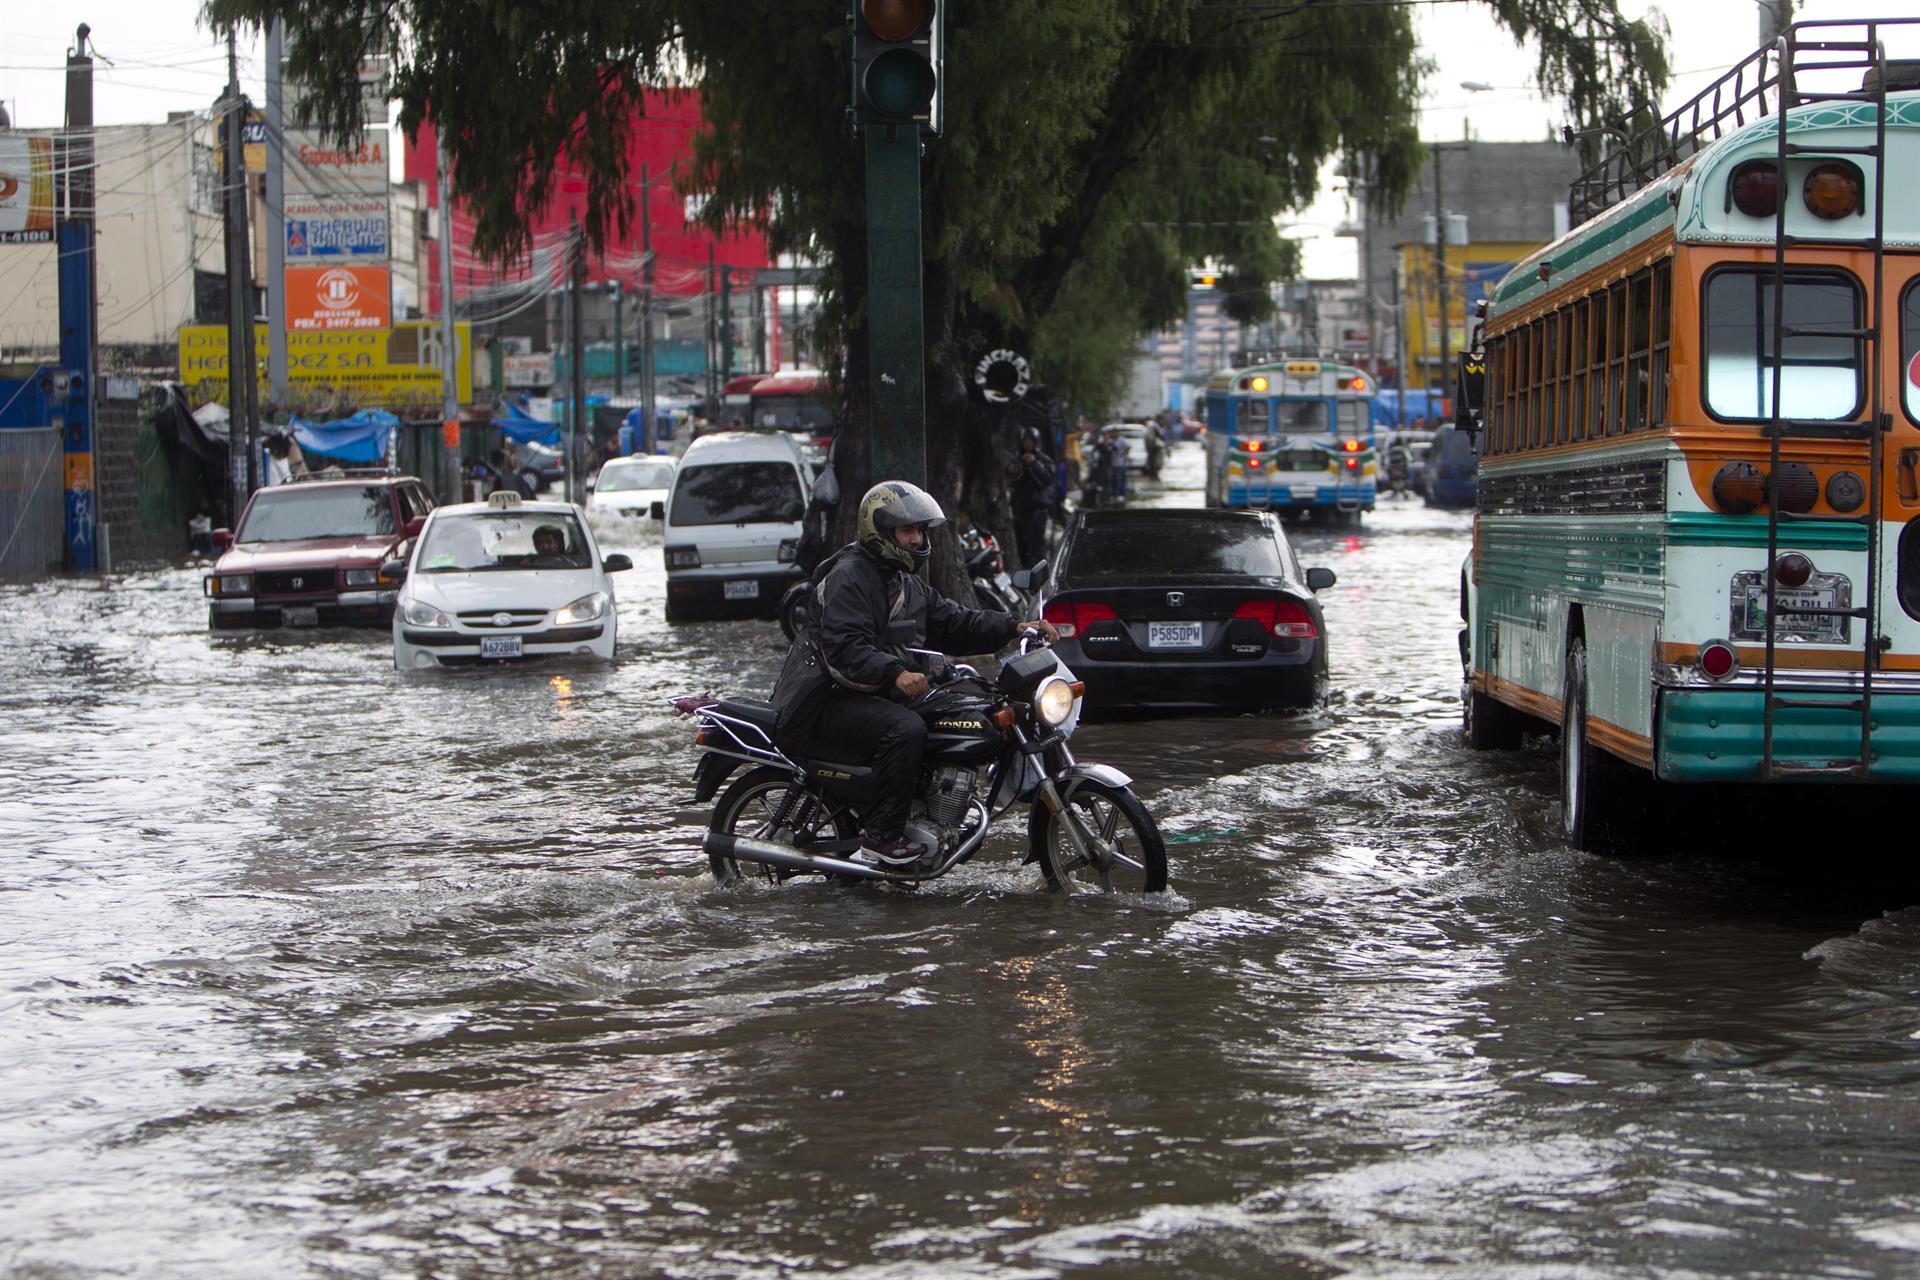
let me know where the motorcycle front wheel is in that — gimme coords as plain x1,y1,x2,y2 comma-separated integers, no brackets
1029,780,1169,894
708,766,858,886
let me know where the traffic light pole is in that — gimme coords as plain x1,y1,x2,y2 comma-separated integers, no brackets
864,124,925,486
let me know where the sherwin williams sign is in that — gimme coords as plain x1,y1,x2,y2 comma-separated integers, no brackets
286,196,389,258
0,136,55,244
286,264,392,331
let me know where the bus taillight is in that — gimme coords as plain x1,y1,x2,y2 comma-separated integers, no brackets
1804,163,1862,220
1729,160,1781,218
1698,641,1739,682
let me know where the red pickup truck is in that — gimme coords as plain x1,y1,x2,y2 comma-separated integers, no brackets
204,475,434,630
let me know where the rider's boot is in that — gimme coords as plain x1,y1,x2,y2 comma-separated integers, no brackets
854,832,938,875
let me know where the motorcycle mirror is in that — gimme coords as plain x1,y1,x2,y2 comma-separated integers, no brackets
1010,558,1049,592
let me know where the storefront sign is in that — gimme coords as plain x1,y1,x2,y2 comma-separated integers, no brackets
284,128,389,195
972,348,1030,404
285,196,389,259
179,321,472,405
0,136,55,244
286,264,391,331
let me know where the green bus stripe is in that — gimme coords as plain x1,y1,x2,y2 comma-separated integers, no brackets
1667,511,1869,551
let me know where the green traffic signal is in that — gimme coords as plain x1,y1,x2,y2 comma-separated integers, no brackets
864,47,936,119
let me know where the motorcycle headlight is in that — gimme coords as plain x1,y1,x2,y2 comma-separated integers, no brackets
402,600,451,628
343,568,378,587
1035,676,1077,728
554,591,609,625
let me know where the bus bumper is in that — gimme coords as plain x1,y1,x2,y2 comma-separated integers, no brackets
1657,686,1920,782
1227,484,1374,509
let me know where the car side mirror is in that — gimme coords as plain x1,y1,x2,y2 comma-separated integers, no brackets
379,559,408,582
1306,566,1337,592
603,553,633,573
1010,558,1049,592
404,515,428,539
212,528,233,551
650,500,665,520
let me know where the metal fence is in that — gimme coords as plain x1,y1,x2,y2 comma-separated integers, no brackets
0,427,64,580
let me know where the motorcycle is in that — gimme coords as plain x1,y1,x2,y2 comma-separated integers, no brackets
675,566,1169,894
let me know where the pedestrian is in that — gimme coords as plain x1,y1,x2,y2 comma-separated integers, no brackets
1107,427,1129,503
1006,429,1055,570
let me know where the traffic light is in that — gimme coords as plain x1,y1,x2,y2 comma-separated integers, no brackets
852,0,943,134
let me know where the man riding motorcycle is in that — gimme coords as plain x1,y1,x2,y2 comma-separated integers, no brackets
770,481,1057,870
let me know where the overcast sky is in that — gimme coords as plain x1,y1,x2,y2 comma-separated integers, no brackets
5,0,1917,277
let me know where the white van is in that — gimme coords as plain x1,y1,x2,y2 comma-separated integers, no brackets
662,431,810,621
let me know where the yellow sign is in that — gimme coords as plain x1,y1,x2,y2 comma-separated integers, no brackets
179,322,472,408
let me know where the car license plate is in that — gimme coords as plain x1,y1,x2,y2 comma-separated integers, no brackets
1148,621,1204,649
282,606,319,627
480,636,523,660
724,579,759,600
1740,582,1846,642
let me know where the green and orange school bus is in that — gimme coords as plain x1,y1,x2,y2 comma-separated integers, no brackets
1461,20,1920,848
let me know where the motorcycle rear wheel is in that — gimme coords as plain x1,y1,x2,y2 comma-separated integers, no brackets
1029,780,1169,894
708,766,859,886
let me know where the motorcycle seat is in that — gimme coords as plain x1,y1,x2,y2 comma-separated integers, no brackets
714,696,776,732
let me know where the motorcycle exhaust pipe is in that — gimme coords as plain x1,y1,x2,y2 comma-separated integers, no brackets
703,831,892,881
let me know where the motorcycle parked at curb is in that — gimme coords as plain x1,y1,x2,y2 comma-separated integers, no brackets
676,567,1169,894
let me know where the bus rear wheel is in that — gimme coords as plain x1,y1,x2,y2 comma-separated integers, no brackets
1560,638,1643,854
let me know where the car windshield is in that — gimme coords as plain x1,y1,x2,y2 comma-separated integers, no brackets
415,512,592,571
599,462,675,492
1068,519,1287,582
669,461,805,526
238,485,394,542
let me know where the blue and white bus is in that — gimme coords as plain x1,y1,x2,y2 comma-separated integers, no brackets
1204,359,1378,519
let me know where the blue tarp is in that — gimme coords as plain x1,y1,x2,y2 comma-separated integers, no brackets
290,409,398,464
1372,390,1448,431
492,402,562,447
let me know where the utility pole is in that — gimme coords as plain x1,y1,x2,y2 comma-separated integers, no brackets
59,22,98,571
639,163,655,454
719,266,733,385
568,213,586,503
704,244,717,418
611,279,624,398
222,31,261,515
265,18,288,406
862,122,926,485
436,128,460,503
1431,143,1450,405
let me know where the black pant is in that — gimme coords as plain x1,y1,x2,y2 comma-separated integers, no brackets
1014,507,1048,570
805,693,925,843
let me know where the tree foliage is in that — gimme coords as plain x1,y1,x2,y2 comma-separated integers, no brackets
207,0,1666,572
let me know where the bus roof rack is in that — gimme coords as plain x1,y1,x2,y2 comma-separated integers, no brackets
1567,17,1920,227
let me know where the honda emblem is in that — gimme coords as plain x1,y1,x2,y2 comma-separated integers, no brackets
1166,591,1184,607
291,577,303,589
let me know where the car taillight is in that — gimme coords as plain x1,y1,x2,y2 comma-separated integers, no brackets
1043,599,1117,639
1234,598,1318,639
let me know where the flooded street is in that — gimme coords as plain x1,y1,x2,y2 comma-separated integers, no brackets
6,442,1920,1278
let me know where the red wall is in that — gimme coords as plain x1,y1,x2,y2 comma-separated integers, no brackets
405,88,774,314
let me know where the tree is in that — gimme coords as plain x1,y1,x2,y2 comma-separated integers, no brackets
208,0,1666,592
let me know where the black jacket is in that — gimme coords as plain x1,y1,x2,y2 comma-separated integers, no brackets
1010,451,1055,513
771,543,1019,735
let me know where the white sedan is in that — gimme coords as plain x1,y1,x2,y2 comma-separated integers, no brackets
588,455,677,519
390,492,630,669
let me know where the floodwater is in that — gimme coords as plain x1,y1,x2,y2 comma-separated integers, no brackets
4,442,1920,1279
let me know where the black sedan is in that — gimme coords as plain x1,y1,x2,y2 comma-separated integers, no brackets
1038,508,1335,716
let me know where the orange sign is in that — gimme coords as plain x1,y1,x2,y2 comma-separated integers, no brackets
286,264,391,332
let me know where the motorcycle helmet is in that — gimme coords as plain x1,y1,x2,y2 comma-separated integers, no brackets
858,480,945,572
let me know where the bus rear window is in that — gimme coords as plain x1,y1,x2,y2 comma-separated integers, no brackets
1704,269,1862,421
1274,401,1329,433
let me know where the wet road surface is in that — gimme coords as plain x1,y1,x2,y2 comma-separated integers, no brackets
5,442,1920,1278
